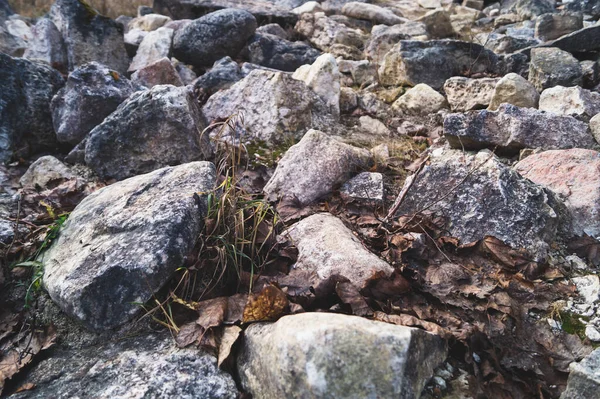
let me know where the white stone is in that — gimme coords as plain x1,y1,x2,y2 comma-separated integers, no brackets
573,275,600,304
292,1,323,14
128,27,173,72
392,83,448,115
488,73,540,110
292,53,341,118
539,86,600,121
359,115,390,136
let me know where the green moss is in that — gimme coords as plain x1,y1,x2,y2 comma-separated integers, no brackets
559,311,589,341
245,137,297,168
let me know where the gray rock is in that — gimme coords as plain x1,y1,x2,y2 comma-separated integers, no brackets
488,72,539,110
418,9,454,39
561,348,600,399
0,24,27,56
529,47,582,92
341,2,405,25
443,77,498,111
124,27,147,55
365,22,428,65
581,60,600,89
128,26,173,72
292,53,341,118
0,0,13,24
590,113,600,143
256,22,288,38
264,130,371,205
482,32,540,54
516,0,555,20
395,147,569,259
545,25,600,55
0,54,64,163
131,57,183,88
51,62,138,146
43,162,215,330
20,156,76,190
539,85,600,121
392,83,448,115
193,56,244,96
85,85,212,181
238,313,447,399
244,33,320,72
49,0,129,73
23,18,68,73
535,12,583,42
172,9,257,68
379,40,498,90
11,333,238,399
444,104,595,153
564,0,600,18
128,13,172,31
339,86,358,113
203,70,337,144
340,171,384,203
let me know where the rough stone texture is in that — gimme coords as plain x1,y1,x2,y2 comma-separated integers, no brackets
392,83,448,115
395,148,569,259
535,12,583,42
128,26,173,72
482,32,540,54
528,47,583,92
0,0,12,23
561,348,600,399
49,0,129,73
590,113,600,144
238,313,447,399
365,22,428,65
131,57,183,88
203,70,337,144
292,53,340,118
515,149,600,237
359,115,389,136
20,155,75,190
564,0,600,18
545,25,600,55
418,9,454,39
23,18,68,73
244,33,320,72
128,13,172,31
193,56,244,94
488,72,540,110
50,62,137,146
264,130,372,205
0,23,27,56
444,103,595,154
581,60,600,89
10,0,154,19
516,0,555,20
539,86,600,121
11,333,238,399
43,162,215,330
172,9,257,68
341,1,404,25
443,77,498,111
379,40,498,90
256,22,288,38
340,171,384,203
85,85,211,181
0,54,64,163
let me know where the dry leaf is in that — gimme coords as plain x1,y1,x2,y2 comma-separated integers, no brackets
335,281,373,317
218,326,242,369
374,311,451,339
196,297,228,330
243,284,288,323
175,322,203,348
14,383,35,393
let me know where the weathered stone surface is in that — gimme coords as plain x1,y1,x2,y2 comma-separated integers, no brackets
11,333,238,399
203,70,336,144
0,54,64,163
528,47,583,92
581,60,600,89
128,13,172,31
535,12,583,42
590,113,600,144
338,59,377,86
0,0,13,23
340,86,358,113
238,313,447,399
256,22,288,38
418,9,454,39
340,171,384,203
51,62,137,146
488,72,539,110
379,40,498,90
539,86,600,121
544,25,600,55
395,147,569,259
244,33,320,72
23,18,68,73
193,56,244,95
564,0,600,18
516,0,555,20
359,115,390,136
131,57,183,88
444,104,595,153
444,77,498,112
128,27,173,72
172,9,257,67
0,23,27,56
364,22,428,65
482,32,540,54
292,53,340,118
124,27,147,55
20,156,76,190
341,2,404,25
392,83,448,115
49,0,129,73
515,149,600,237
561,348,600,399
85,85,211,181
43,162,215,330
264,130,372,205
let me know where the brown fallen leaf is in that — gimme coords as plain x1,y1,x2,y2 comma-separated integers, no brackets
480,236,530,269
335,281,373,317
218,326,242,370
374,311,451,339
243,284,288,323
568,234,600,266
175,322,203,348
14,383,35,393
196,297,228,330
225,294,247,324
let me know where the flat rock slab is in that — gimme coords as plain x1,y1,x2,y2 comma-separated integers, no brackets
43,162,216,331
11,333,238,399
237,312,447,399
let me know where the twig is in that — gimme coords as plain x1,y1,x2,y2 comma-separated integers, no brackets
382,155,429,224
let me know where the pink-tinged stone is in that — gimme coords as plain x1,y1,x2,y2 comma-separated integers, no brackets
131,57,183,88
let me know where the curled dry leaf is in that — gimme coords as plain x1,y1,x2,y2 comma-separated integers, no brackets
243,284,288,323
374,311,451,339
335,281,373,317
217,326,242,370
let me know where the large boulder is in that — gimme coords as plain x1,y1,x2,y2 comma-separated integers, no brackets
443,104,596,154
84,85,212,181
172,9,257,68
238,313,447,399
43,162,216,330
539,86,600,121
443,77,498,112
202,70,337,144
561,348,600,399
49,0,129,73
23,18,68,74
0,54,64,163
515,149,600,238
51,62,138,146
395,148,570,259
244,33,320,72
379,40,498,90
528,47,583,92
263,130,372,205
488,72,539,110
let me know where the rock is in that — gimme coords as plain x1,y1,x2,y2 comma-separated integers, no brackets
444,104,595,153
20,156,76,190
172,9,257,68
11,333,238,399
5,19,32,43
128,13,171,31
193,56,244,95
138,5,154,16
0,54,64,163
256,22,288,38
340,171,384,203
561,348,600,399
124,27,147,55
340,86,358,113
264,130,372,205
581,60,600,89
488,72,539,110
379,40,497,90
357,91,392,118
50,62,137,146
131,57,183,88
535,12,583,42
444,77,498,111
43,162,215,330
395,147,569,259
202,70,337,144
516,0,556,20
85,85,211,181
0,24,27,56
359,115,390,136
244,33,320,72
585,325,600,342
341,2,404,25
589,113,600,143
49,0,129,73
538,86,600,121
337,59,377,86
572,275,600,304
128,27,173,72
419,0,442,8
546,25,600,55
364,22,428,65
173,59,197,84
463,0,484,9
292,53,341,118
514,149,600,237
482,32,540,54
528,47,583,92
22,18,68,73
565,0,600,18
238,313,447,399
418,9,454,39
0,0,13,23
392,83,448,115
